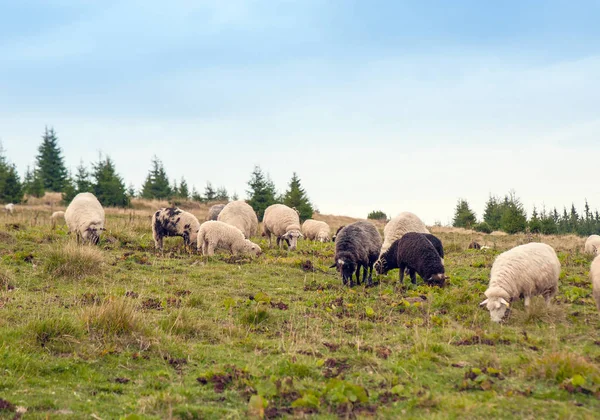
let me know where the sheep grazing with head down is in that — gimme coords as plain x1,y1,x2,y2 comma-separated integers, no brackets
51,211,65,229
262,204,303,250
591,255,600,312
468,241,481,250
65,192,105,245
375,232,447,287
332,225,345,242
585,235,600,255
380,212,429,255
330,221,382,287
302,219,331,243
197,221,262,257
480,242,560,323
4,203,15,215
217,201,258,239
152,207,200,251
206,204,226,221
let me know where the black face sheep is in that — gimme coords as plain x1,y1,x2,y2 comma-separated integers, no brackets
374,232,448,287
468,241,481,250
380,212,429,255
64,192,105,245
329,221,382,287
332,225,345,242
206,204,226,221
262,204,303,250
152,207,200,251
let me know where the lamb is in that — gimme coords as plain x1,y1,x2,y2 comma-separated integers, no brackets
301,219,331,242
262,204,303,250
197,221,262,257
4,203,14,215
332,225,345,242
51,211,65,229
217,201,258,238
480,242,560,323
374,232,447,287
380,212,429,255
468,241,481,250
591,254,600,312
206,204,226,221
330,221,382,287
152,207,200,251
64,192,105,245
585,235,600,255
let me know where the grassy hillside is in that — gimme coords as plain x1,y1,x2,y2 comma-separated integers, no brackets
0,204,599,419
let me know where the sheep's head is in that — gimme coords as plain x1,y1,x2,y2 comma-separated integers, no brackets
374,257,388,275
329,258,356,285
244,240,262,257
426,273,448,287
594,245,599,256
480,297,511,323
84,225,105,245
282,229,303,250
317,232,330,243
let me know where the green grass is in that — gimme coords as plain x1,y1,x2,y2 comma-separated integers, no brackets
0,211,599,419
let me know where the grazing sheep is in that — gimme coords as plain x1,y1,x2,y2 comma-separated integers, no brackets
217,201,258,239
480,242,560,323
302,219,331,242
585,235,600,255
152,207,200,251
375,232,447,287
51,211,65,229
332,225,345,242
591,254,600,312
468,241,481,250
197,221,262,257
4,203,14,215
64,192,105,245
380,212,429,255
262,204,303,250
330,221,382,287
206,204,226,221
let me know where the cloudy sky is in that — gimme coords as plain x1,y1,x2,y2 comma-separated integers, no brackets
1,0,599,224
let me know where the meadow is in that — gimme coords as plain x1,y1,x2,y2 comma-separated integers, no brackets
0,199,599,419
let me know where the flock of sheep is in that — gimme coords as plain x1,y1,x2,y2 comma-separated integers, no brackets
34,192,600,322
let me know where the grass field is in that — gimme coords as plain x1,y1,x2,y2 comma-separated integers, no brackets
0,203,599,419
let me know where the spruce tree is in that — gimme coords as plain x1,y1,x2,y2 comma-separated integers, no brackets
215,187,229,201
0,163,24,203
246,165,277,221
35,126,68,192
452,199,477,229
529,206,542,233
62,173,78,204
127,183,137,199
178,178,189,199
231,191,239,201
483,195,503,230
141,157,171,199
91,155,129,207
204,182,216,202
540,206,558,235
74,161,92,193
499,192,527,234
283,172,313,221
191,186,202,202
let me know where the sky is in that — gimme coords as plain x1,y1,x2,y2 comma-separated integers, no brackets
1,0,599,224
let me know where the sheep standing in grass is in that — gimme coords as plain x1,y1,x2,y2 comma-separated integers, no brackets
302,219,331,242
152,207,200,251
197,221,262,257
591,255,600,312
206,204,226,221
262,204,303,250
4,203,14,215
468,241,481,250
217,201,258,239
480,242,560,323
585,235,600,255
330,221,382,287
380,212,429,255
64,192,105,245
375,232,447,286
51,211,65,229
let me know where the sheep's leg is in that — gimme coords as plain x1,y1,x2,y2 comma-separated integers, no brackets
409,269,417,284
355,265,362,285
398,264,405,284
206,243,216,256
367,264,373,286
524,296,531,307
362,264,368,285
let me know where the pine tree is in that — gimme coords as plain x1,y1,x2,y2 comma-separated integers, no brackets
178,178,189,200
452,199,477,229
246,165,277,221
231,191,239,201
529,206,542,234
215,187,229,201
127,183,137,199
141,156,171,199
74,161,92,193
283,172,313,221
0,162,23,203
499,191,527,234
540,206,558,235
62,172,78,204
204,182,216,202
35,126,68,192
191,186,202,202
91,154,129,207
483,195,503,230
569,204,579,234
21,163,45,198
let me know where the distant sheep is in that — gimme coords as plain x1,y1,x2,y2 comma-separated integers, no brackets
206,204,226,221
468,241,481,250
380,212,429,255
332,225,345,242
4,203,14,215
65,192,105,245
330,221,382,287
302,219,331,242
585,235,600,255
197,221,262,257
217,201,258,239
591,255,600,312
480,242,560,323
375,232,447,287
51,211,65,229
152,207,200,251
262,204,303,250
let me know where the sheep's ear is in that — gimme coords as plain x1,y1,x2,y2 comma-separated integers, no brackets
329,262,336,268
500,298,510,307
479,299,489,307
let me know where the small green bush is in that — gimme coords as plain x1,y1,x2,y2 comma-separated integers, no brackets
367,210,388,221
474,222,492,234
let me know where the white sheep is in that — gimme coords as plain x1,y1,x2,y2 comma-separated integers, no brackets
206,203,226,221
591,254,600,312
197,221,262,257
380,212,429,255
584,234,600,255
64,192,105,245
480,242,560,322
152,207,200,251
217,201,258,238
302,219,331,242
262,204,303,250
51,211,65,229
4,203,15,215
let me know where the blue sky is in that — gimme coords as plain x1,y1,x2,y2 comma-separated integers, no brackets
1,0,599,224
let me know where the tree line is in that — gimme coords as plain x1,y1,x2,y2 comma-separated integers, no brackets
453,191,600,236
0,127,315,221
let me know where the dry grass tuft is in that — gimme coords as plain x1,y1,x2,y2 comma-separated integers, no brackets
511,298,566,325
43,242,104,279
82,297,143,337
527,351,600,384
29,316,84,354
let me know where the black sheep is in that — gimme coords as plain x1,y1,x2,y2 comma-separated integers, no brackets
332,225,345,242
423,233,444,258
468,241,481,250
375,232,447,287
330,221,382,287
